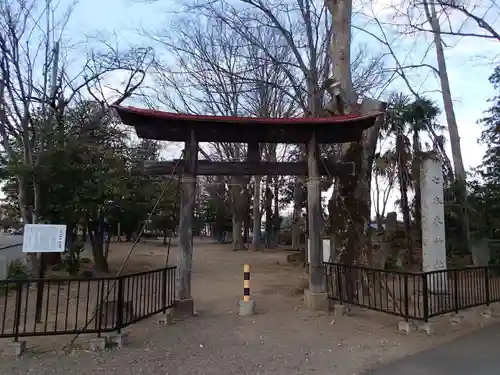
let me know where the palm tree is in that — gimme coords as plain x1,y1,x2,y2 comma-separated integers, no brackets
377,93,443,267
405,98,442,247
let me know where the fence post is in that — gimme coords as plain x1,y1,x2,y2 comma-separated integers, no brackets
485,267,490,306
13,281,23,342
422,273,429,322
116,277,124,333
96,279,105,337
404,275,409,321
453,269,459,313
336,265,343,304
162,267,168,311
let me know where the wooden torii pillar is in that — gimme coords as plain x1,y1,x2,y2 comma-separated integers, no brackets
305,131,327,309
112,105,382,313
176,129,198,315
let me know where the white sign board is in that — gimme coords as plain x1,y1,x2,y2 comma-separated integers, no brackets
22,224,67,253
307,238,331,263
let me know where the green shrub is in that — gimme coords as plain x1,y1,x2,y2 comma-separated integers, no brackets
0,260,29,296
7,260,29,280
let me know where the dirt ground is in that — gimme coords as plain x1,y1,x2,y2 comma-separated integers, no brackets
1,237,499,374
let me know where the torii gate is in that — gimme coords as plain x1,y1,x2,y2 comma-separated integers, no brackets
113,106,381,313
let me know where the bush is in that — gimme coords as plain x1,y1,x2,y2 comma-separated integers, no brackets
7,260,29,280
0,260,29,296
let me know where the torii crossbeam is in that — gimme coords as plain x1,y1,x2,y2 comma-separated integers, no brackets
113,105,382,313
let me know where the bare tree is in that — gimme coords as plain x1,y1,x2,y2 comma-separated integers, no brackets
399,0,500,42
0,0,152,273
361,0,474,255
185,0,388,262
145,9,302,250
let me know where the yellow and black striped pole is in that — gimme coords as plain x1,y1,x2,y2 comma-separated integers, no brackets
243,264,250,302
239,264,255,315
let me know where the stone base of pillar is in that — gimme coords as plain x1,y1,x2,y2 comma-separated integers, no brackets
238,299,256,316
334,303,347,317
417,321,433,335
304,289,329,311
3,341,26,357
88,337,107,351
107,331,129,348
481,306,495,318
173,298,195,319
450,313,464,325
398,320,416,333
157,309,174,325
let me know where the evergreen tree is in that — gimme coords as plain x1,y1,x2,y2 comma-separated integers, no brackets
470,67,500,240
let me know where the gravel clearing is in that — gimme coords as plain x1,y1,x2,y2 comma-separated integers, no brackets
0,239,497,374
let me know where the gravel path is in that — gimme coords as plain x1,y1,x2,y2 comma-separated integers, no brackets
2,302,492,375
0,240,497,374
0,309,429,375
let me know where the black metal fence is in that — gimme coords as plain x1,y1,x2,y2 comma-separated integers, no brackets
0,267,176,340
325,262,500,321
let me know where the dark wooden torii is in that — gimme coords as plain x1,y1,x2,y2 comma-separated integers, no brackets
113,105,381,312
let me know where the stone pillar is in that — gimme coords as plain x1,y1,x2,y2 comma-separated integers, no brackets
420,152,446,293
176,129,198,314
304,132,327,311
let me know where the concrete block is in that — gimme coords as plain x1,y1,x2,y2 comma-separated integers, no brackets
157,311,174,325
334,303,347,317
450,313,464,325
398,320,415,333
3,341,26,357
304,289,329,312
417,322,433,335
238,299,256,316
89,337,107,351
482,307,494,318
172,298,195,319
108,332,129,348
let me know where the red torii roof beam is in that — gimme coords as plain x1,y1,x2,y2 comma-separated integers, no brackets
112,106,382,144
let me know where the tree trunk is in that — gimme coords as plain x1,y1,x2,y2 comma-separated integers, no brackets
412,128,422,247
232,214,244,250
17,175,39,276
230,179,247,250
243,187,251,244
273,176,280,245
325,0,386,267
265,180,273,248
88,217,109,274
291,175,304,250
252,175,261,250
397,131,414,266
423,0,470,254
331,99,385,266
82,217,88,243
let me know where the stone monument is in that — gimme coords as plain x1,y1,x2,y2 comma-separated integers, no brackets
420,152,447,293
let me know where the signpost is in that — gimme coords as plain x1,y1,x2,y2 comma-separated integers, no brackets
22,224,67,322
22,224,66,254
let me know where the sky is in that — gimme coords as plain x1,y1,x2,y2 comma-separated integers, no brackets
66,0,496,171
60,0,499,216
